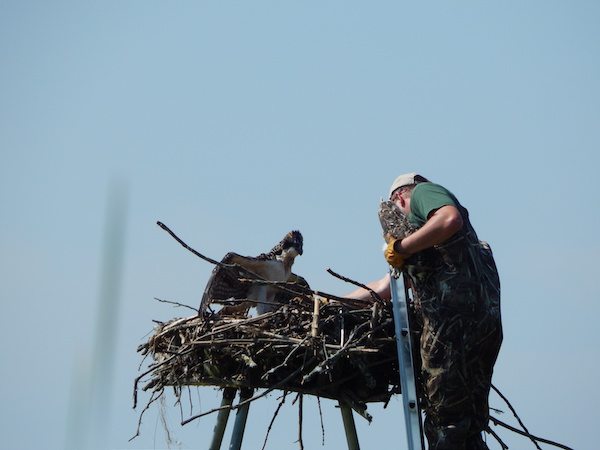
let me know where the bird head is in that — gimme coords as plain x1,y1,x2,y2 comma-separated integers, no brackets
272,230,303,258
263,230,304,262
285,230,303,255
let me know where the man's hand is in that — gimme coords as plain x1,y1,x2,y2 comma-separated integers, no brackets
385,239,406,269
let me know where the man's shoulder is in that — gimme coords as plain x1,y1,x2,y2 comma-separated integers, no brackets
410,182,459,223
413,182,454,200
414,181,447,192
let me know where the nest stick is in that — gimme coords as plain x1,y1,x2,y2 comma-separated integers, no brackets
261,392,288,450
157,221,222,266
489,417,573,450
326,267,386,305
129,388,163,441
491,384,542,450
302,322,371,384
297,394,304,450
485,425,508,450
237,277,367,307
311,296,320,338
154,297,199,313
133,348,193,409
262,336,310,380
317,396,325,446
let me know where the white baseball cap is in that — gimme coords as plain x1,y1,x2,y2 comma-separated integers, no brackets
388,173,429,199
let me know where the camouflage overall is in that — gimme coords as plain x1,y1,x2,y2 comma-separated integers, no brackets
405,218,502,450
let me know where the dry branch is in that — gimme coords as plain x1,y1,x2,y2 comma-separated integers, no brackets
491,384,541,450
489,417,574,450
326,267,385,305
261,392,288,450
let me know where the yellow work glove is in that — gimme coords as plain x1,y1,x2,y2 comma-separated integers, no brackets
384,239,405,269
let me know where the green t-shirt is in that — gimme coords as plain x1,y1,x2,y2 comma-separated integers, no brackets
408,182,460,227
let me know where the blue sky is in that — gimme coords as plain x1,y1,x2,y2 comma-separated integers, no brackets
1,1,598,449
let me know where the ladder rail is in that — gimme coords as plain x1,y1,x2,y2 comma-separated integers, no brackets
390,270,425,450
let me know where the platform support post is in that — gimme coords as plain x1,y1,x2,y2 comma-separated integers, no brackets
208,387,236,450
339,402,360,450
228,388,253,450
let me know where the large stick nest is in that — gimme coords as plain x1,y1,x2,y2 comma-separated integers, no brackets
135,296,399,424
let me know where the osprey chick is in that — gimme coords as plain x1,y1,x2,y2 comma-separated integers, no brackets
199,231,303,317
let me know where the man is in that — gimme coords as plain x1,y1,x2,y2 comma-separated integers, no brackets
348,173,502,450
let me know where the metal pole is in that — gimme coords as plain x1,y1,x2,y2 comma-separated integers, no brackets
209,388,236,450
339,402,360,450
390,270,425,450
228,388,253,450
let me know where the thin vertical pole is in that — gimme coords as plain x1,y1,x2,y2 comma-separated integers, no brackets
229,388,253,450
339,402,360,450
209,388,236,450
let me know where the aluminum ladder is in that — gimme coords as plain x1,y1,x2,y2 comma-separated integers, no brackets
390,270,425,450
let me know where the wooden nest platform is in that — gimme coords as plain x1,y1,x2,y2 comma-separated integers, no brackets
134,296,400,425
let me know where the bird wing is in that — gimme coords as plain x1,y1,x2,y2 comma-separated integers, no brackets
198,236,305,316
199,252,252,315
199,251,289,314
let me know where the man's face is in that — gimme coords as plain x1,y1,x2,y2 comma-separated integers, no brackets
391,188,410,215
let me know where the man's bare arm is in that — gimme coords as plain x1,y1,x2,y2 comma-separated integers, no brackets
396,205,463,255
345,273,391,302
